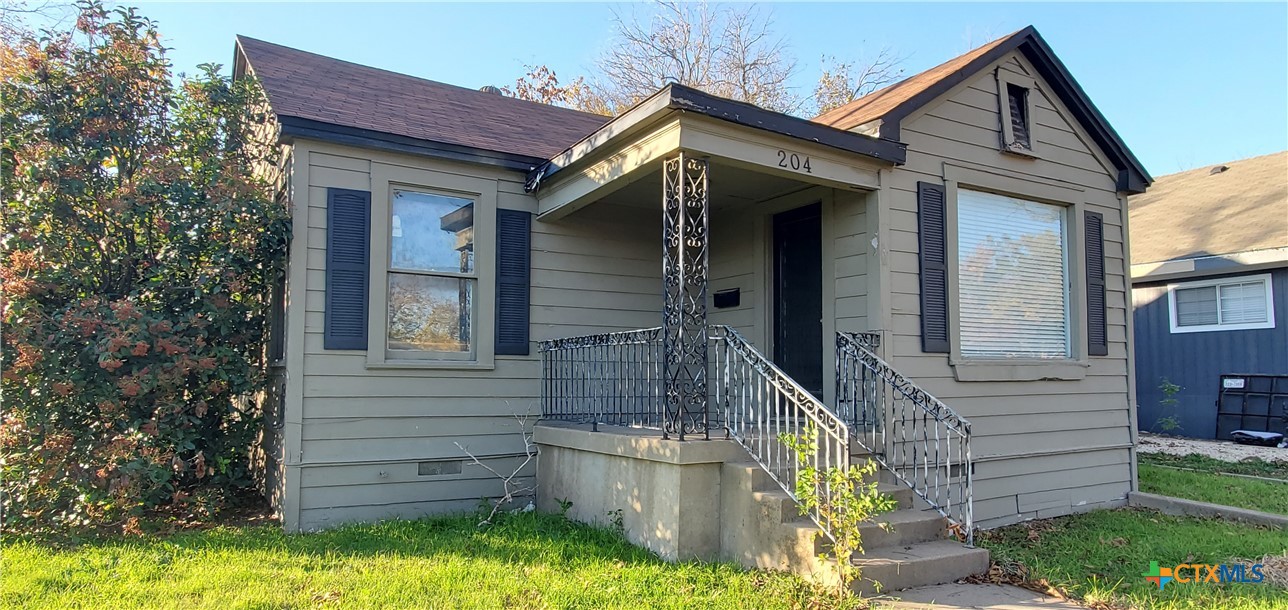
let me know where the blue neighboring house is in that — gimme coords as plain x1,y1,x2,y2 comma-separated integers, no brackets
1130,151,1288,440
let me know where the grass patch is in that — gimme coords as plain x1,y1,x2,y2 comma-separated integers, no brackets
0,511,852,610
979,508,1288,610
1140,452,1288,480
1139,464,1288,515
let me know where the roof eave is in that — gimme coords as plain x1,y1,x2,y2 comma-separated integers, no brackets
529,84,906,190
278,116,547,173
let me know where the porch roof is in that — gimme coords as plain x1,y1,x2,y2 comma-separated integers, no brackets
528,84,904,220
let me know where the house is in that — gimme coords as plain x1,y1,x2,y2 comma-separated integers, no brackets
238,25,1152,592
1129,152,1288,440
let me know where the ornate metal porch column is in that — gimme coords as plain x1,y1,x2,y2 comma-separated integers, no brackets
661,153,710,440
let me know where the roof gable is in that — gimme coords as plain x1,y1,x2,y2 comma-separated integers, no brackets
812,26,1152,194
234,36,609,166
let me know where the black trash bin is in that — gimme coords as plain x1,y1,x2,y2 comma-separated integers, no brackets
1216,374,1288,440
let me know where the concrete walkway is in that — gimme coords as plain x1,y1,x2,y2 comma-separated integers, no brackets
872,583,1084,609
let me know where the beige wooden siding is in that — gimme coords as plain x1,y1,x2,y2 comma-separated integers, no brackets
287,140,663,531
880,51,1134,527
709,207,762,344
832,190,871,335
707,188,871,364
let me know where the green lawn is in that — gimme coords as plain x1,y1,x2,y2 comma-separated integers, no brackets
1139,464,1288,515
979,508,1288,610
1,512,844,610
1139,452,1288,480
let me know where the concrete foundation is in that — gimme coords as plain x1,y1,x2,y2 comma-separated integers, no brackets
534,421,745,561
535,421,990,592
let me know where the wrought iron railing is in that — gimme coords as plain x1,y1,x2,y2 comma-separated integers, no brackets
836,331,974,545
540,325,852,542
540,327,664,429
708,325,850,542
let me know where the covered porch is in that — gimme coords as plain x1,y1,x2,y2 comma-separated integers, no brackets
524,85,976,558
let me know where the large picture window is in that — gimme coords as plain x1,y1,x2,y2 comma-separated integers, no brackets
957,189,1070,359
387,188,476,357
1168,274,1275,333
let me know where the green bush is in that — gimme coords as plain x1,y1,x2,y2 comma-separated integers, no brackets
1,2,289,531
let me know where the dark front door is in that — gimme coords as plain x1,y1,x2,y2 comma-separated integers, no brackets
772,203,824,396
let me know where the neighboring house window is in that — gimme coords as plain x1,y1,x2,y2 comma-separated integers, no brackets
1168,274,1275,333
957,189,1070,359
387,188,476,358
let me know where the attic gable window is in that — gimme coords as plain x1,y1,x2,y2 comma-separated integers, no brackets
1006,84,1031,149
997,72,1038,156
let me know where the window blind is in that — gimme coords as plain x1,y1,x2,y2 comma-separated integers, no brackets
957,189,1069,359
1219,281,1268,324
1174,280,1269,328
1174,286,1218,326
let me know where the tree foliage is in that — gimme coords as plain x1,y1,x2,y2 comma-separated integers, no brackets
508,1,904,118
0,1,289,531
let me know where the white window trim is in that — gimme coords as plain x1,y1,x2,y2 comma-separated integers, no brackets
1167,273,1275,334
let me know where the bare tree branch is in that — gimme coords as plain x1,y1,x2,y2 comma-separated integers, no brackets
507,1,904,119
455,411,538,527
812,47,907,116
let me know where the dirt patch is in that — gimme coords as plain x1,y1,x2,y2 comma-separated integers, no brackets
1138,432,1287,463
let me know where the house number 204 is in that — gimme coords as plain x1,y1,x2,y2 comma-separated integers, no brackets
776,150,812,173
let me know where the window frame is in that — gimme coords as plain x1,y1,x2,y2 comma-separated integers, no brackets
366,165,498,370
955,188,1072,360
1167,274,1276,334
385,186,479,361
997,70,1040,158
943,164,1090,382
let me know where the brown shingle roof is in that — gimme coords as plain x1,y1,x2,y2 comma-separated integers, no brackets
812,31,1019,132
1128,151,1288,265
235,36,609,161
811,26,1152,194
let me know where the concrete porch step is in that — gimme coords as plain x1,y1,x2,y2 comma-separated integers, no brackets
849,540,990,595
793,508,950,556
752,482,918,525
856,508,949,550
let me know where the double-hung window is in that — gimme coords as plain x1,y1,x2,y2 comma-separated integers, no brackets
957,189,1070,359
1168,274,1275,333
386,188,477,359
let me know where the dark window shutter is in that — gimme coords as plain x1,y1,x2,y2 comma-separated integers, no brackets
324,188,370,350
1084,211,1108,356
495,209,531,355
918,182,950,353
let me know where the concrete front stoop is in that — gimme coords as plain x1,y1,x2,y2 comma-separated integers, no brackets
720,460,989,594
536,422,989,595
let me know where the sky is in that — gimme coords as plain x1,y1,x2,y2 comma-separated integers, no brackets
59,2,1288,177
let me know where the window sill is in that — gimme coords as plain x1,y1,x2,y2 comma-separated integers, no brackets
366,360,495,371
949,358,1088,382
1000,144,1041,160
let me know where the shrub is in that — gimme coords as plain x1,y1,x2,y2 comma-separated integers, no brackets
0,1,289,531
781,426,897,595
